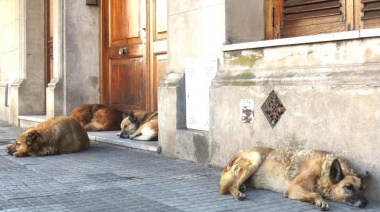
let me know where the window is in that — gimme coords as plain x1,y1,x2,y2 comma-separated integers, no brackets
266,0,380,39
362,0,380,29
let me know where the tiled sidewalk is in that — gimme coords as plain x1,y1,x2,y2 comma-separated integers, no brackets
0,120,379,211
0,141,378,211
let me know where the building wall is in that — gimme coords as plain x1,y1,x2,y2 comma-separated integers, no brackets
0,0,45,124
210,36,380,199
19,0,45,116
159,0,225,162
63,0,100,114
225,0,264,44
0,0,99,123
0,0,18,121
44,0,100,118
161,0,380,200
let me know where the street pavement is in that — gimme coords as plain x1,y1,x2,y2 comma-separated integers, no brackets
0,120,379,211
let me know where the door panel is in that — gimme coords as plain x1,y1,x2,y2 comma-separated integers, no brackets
110,58,143,110
101,0,167,111
153,0,167,40
152,54,167,110
110,1,139,43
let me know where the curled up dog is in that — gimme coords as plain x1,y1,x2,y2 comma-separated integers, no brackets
118,111,158,141
219,147,369,211
6,116,90,157
70,104,124,131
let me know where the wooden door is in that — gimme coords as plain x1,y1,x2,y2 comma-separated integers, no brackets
100,0,167,111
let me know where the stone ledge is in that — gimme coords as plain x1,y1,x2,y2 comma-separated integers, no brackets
213,64,380,87
88,131,161,153
18,115,46,128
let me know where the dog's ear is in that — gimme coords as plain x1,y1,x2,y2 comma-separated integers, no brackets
26,130,41,146
359,171,370,191
330,159,344,184
122,112,129,119
129,112,137,123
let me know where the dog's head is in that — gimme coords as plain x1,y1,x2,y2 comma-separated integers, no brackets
6,129,41,157
329,159,369,208
118,112,139,138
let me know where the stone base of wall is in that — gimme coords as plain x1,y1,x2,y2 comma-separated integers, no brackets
0,82,10,122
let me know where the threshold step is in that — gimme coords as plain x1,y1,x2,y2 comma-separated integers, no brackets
18,115,46,128
87,131,161,153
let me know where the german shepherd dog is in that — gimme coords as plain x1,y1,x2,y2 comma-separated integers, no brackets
70,104,124,131
6,116,90,157
118,111,158,141
219,147,369,210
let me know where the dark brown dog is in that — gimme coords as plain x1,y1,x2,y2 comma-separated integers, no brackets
70,104,123,131
118,111,158,141
219,147,369,210
6,116,90,157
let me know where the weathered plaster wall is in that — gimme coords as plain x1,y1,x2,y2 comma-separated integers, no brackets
46,0,99,118
210,37,380,199
225,0,264,44
63,0,99,114
18,0,45,116
0,0,19,82
0,0,19,122
167,0,226,72
0,0,45,124
159,0,225,160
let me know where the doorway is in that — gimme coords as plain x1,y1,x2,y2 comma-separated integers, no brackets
100,0,167,112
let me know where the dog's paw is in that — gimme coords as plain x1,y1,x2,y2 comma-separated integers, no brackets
116,132,121,136
315,200,329,211
234,192,246,201
239,184,247,192
13,152,24,157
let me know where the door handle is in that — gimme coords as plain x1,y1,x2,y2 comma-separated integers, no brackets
118,47,127,55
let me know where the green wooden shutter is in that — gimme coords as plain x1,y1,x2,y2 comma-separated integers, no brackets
281,0,346,38
362,0,380,29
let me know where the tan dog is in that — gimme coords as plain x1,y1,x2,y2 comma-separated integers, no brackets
118,111,158,141
70,104,124,131
6,116,90,157
220,147,369,210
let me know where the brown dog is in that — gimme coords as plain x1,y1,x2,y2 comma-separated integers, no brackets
219,147,369,210
70,104,123,131
6,116,90,157
118,111,158,141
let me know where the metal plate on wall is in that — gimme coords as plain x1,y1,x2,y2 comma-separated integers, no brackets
185,60,217,131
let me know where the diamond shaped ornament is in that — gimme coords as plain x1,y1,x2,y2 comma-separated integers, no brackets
261,90,286,128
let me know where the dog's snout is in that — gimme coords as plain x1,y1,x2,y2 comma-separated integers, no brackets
119,131,131,139
359,198,368,208
347,195,368,208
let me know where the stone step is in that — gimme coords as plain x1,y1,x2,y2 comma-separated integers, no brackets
88,131,161,153
18,115,46,129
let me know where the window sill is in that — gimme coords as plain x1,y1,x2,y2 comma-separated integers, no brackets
222,28,380,52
